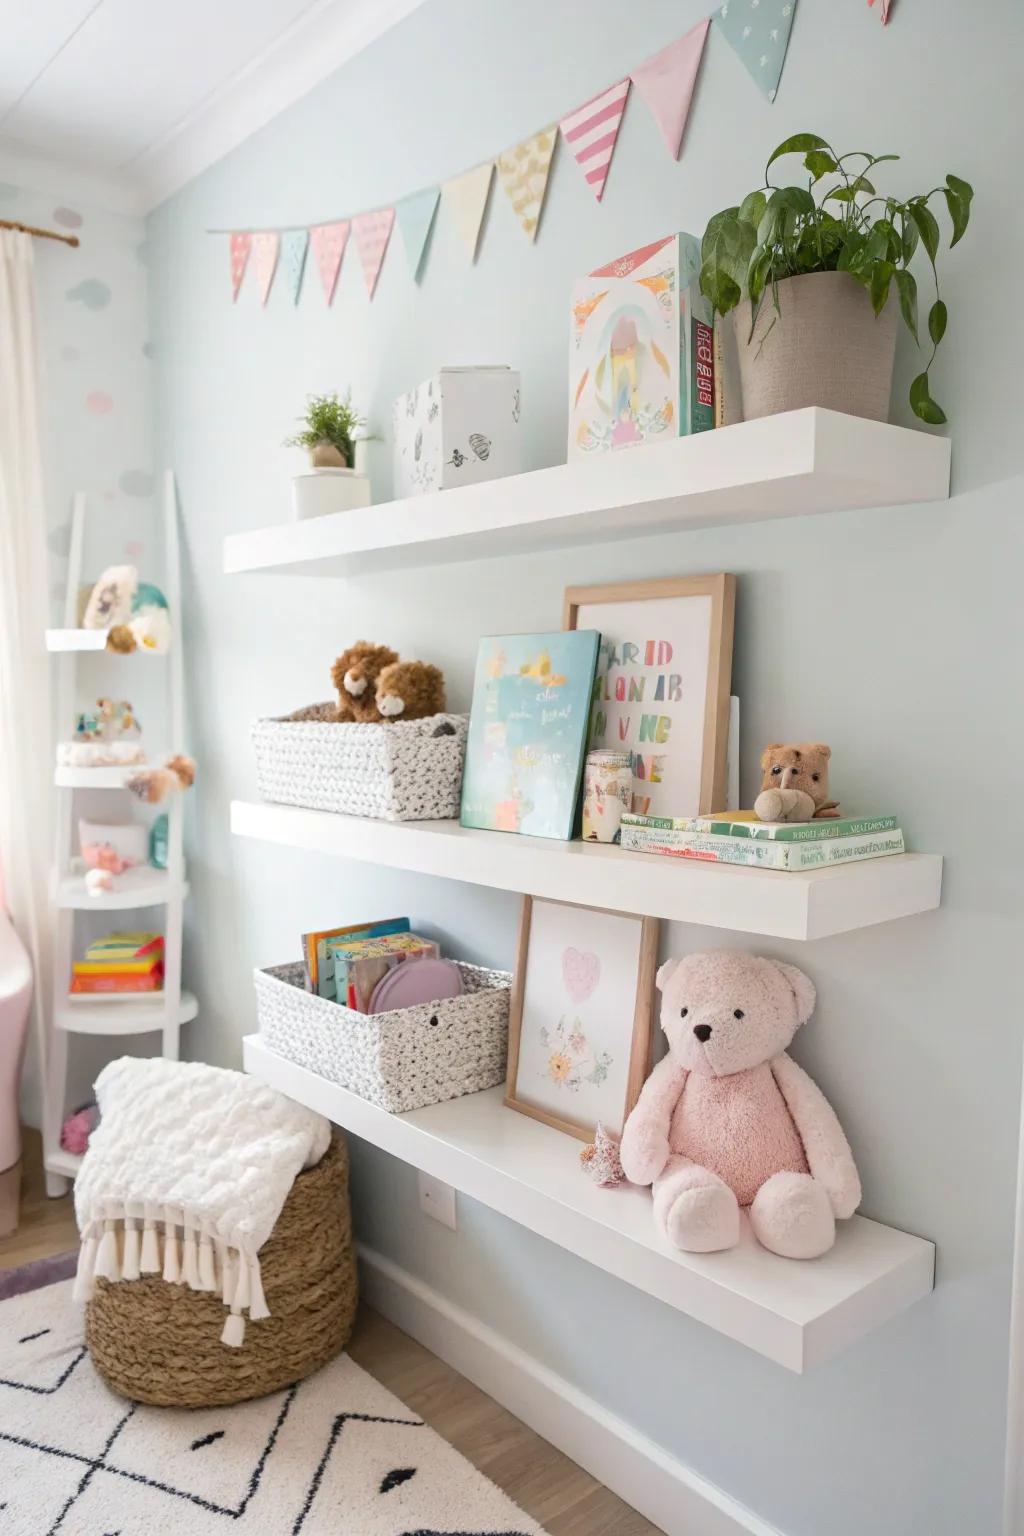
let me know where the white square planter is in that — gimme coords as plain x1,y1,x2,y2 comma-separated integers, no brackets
392,367,522,497
291,468,372,521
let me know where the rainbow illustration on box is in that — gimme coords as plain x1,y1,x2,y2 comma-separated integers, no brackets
460,631,600,840
568,232,714,458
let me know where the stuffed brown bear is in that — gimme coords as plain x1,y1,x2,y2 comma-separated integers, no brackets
375,661,446,722
754,743,840,822
331,642,399,723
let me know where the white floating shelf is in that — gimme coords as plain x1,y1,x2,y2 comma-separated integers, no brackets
231,800,942,941
45,628,109,652
56,988,198,1036
245,1036,934,1370
223,409,951,578
54,763,147,788
57,864,188,910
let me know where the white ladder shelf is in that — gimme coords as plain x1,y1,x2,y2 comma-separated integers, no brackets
42,472,193,1195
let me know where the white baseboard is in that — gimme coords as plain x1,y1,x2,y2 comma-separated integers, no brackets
359,1245,783,1536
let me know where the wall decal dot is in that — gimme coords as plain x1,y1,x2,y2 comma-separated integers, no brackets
61,346,79,362
86,390,114,414
53,207,83,229
118,469,154,497
47,524,71,557
66,278,111,310
142,341,155,359
124,540,143,559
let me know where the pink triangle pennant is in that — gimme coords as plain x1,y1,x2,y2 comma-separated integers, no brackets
560,77,630,202
229,232,252,301
630,19,709,160
867,0,892,21
309,221,350,304
252,231,280,306
352,208,395,299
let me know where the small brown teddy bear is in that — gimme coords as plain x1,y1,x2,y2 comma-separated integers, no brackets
331,642,399,723
754,743,840,822
375,661,446,722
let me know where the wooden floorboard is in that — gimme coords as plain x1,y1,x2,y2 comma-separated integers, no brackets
0,1128,663,1536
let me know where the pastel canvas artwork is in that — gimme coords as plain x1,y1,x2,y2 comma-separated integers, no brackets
510,900,648,1138
568,232,715,459
460,630,600,840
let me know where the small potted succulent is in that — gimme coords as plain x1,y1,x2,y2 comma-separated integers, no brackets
700,133,973,426
285,391,373,519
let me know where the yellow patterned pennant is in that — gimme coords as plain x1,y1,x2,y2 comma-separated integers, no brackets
497,126,557,243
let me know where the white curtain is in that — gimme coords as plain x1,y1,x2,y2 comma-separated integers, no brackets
0,230,53,1125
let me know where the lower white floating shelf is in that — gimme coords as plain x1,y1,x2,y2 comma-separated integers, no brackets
231,800,942,941
57,989,198,1036
244,1035,934,1371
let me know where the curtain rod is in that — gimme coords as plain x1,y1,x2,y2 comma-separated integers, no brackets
0,218,79,248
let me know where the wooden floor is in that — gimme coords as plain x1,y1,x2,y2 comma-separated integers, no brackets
0,1129,662,1536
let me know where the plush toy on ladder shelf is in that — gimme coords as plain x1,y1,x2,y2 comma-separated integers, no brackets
82,564,172,654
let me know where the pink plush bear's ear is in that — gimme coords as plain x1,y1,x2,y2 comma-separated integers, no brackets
655,957,680,992
772,961,816,1025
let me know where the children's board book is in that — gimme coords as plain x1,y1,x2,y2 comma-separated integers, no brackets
331,933,439,1013
301,917,409,997
620,826,906,869
623,813,900,842
568,233,714,459
460,631,601,841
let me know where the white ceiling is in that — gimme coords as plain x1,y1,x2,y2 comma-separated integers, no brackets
0,0,427,212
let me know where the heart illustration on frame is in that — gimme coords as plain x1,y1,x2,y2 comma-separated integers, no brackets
562,946,600,1003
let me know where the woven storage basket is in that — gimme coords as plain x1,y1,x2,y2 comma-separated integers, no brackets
255,960,510,1113
251,708,468,820
85,1135,356,1408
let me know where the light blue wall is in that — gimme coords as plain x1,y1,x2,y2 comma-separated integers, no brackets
146,3,1023,1531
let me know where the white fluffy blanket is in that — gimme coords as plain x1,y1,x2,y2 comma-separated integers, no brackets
73,1056,330,1346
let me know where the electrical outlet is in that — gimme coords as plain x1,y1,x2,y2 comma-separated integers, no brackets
418,1172,457,1230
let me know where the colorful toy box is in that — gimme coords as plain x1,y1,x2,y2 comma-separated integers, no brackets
568,233,715,459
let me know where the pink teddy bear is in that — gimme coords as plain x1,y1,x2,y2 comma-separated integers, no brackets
620,950,861,1259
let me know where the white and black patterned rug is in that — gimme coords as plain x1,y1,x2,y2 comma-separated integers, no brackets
0,1275,545,1536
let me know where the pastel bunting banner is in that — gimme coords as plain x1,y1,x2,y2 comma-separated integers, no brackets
395,187,440,280
252,231,280,305
497,126,557,242
229,232,251,302
280,228,309,304
309,221,350,304
560,77,629,202
353,208,395,298
714,0,797,103
867,0,892,21
444,162,494,261
630,17,709,159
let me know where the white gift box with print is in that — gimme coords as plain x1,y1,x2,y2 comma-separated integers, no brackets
392,367,522,497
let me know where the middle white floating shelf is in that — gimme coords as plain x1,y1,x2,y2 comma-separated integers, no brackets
231,800,942,941
244,1036,934,1371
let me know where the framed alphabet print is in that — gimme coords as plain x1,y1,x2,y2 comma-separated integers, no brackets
505,897,658,1141
563,575,735,818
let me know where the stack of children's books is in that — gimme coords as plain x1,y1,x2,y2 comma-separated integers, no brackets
619,813,904,870
70,931,165,995
301,917,438,1010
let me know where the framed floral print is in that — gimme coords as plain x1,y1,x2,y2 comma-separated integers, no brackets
504,897,658,1141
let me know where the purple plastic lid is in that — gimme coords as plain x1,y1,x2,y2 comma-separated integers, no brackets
369,957,464,1014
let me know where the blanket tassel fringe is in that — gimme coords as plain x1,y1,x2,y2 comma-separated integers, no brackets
73,1215,267,1348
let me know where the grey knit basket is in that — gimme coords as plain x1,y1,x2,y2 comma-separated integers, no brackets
254,960,510,1113
251,710,468,821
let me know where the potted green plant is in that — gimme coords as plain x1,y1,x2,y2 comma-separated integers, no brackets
700,133,973,426
285,391,373,520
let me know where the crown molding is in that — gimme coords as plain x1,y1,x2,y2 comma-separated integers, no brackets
128,0,430,213
0,139,144,219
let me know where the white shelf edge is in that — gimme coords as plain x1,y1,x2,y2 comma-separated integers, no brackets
56,988,199,1036
56,868,188,910
45,628,109,652
244,1036,935,1371
54,763,147,788
231,800,942,942
223,409,951,579
45,1147,83,1179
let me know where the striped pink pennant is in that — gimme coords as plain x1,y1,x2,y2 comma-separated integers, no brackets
352,208,395,299
560,77,630,202
310,221,350,304
229,232,252,301
252,231,280,306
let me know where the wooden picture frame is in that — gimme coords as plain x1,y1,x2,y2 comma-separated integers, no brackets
505,896,658,1142
563,574,735,817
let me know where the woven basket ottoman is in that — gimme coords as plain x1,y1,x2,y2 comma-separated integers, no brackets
85,1134,356,1408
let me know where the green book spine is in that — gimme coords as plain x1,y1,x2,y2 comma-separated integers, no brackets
621,828,905,869
621,813,698,831
691,814,900,842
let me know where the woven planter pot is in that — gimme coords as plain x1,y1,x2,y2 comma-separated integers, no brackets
85,1135,356,1408
732,270,898,423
